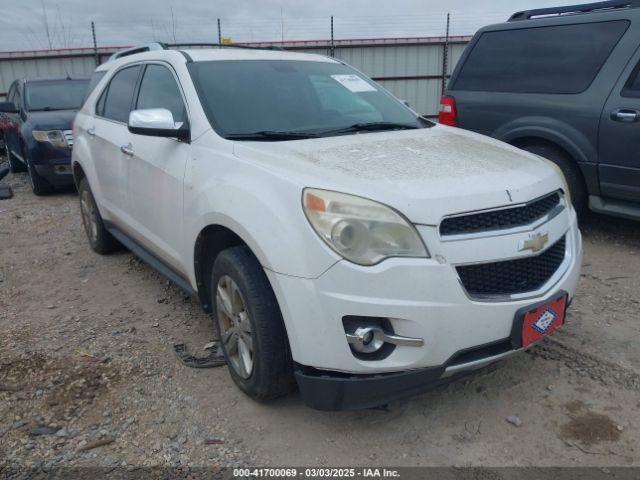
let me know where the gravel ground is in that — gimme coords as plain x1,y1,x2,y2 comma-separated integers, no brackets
1,167,639,473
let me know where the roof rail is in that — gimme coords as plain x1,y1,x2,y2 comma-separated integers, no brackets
164,43,285,52
105,41,286,63
107,42,166,61
509,0,640,21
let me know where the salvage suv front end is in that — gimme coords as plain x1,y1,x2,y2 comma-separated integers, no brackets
238,127,582,411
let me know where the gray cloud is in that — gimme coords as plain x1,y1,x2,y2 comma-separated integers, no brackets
0,0,585,51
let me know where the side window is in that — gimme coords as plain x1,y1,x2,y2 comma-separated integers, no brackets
96,87,108,116
101,65,141,123
622,63,640,98
454,20,630,94
84,71,107,102
136,64,186,124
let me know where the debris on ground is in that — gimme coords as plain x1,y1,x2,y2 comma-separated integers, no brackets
78,436,115,452
173,343,226,369
76,349,106,363
0,185,12,200
29,425,61,436
506,416,523,427
204,438,225,445
0,383,23,392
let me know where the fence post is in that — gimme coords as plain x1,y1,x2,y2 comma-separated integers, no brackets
91,21,99,66
330,16,335,57
441,13,450,96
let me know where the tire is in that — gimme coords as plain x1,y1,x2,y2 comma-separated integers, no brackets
211,246,294,401
25,150,52,196
519,142,587,217
4,138,27,173
77,177,119,254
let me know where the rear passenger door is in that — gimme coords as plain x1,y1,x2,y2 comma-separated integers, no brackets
126,63,190,273
92,65,142,225
599,50,640,203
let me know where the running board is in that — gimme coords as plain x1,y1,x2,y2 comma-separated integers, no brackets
589,195,640,221
106,225,198,297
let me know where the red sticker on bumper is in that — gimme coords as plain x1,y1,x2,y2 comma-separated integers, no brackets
521,295,567,348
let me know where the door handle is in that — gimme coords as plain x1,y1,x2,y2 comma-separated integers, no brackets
120,143,134,156
611,109,639,123
87,127,95,136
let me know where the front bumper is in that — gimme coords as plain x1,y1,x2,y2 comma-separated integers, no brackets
295,291,570,411
34,163,74,187
267,205,582,409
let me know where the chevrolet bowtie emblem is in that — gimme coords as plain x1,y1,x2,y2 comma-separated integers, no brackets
519,233,549,253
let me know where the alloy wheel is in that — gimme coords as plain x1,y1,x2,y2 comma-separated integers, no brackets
80,189,98,243
216,275,254,379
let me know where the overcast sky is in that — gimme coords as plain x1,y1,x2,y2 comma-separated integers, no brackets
0,0,586,51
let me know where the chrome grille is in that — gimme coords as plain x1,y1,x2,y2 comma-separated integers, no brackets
64,130,73,147
440,192,562,237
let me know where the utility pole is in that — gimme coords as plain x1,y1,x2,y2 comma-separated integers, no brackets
217,18,222,44
441,13,451,96
280,7,285,42
330,16,335,57
91,21,99,66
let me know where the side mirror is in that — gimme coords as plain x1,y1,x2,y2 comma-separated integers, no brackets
0,101,18,114
128,108,189,142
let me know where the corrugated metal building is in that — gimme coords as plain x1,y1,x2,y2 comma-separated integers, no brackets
0,36,471,117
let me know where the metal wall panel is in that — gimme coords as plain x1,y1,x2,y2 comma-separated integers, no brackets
0,38,472,116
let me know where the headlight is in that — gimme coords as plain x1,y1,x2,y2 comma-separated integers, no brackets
33,130,68,148
302,188,429,266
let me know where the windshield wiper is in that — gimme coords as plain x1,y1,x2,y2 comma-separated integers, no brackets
317,122,421,136
225,130,319,141
30,107,73,112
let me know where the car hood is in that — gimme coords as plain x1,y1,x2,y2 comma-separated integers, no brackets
232,125,564,225
27,109,77,130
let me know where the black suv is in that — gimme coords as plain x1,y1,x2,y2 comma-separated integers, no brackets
441,0,640,220
0,77,89,195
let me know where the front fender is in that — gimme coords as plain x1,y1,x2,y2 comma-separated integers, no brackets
71,130,110,220
183,149,339,285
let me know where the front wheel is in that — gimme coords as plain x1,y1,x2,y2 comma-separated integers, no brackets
211,246,294,401
25,153,52,196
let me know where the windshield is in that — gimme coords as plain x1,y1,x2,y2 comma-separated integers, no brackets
188,60,426,139
25,80,89,111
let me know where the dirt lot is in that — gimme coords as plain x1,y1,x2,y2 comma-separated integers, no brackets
1,167,640,472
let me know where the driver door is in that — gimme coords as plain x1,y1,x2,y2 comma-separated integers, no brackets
598,51,640,202
125,62,190,274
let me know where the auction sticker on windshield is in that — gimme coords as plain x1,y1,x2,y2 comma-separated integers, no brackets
331,74,377,93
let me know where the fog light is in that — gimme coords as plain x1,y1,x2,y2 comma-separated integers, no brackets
348,327,386,354
343,316,424,361
362,329,374,346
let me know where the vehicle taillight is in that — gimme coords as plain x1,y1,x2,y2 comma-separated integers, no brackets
438,95,458,127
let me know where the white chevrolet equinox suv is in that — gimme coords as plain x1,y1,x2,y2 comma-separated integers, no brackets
72,44,582,410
